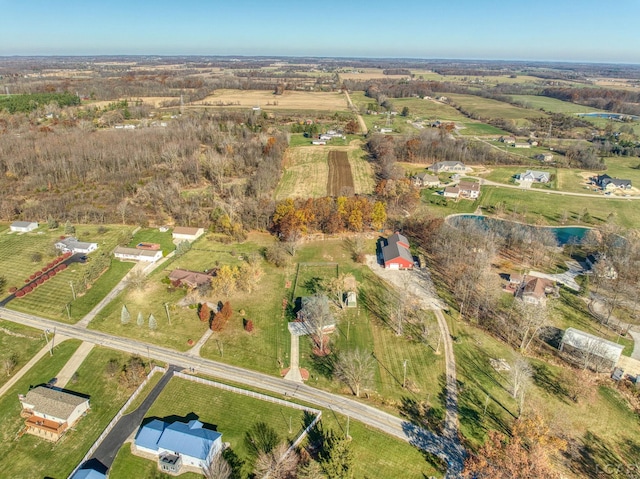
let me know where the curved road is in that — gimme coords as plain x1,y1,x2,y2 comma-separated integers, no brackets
0,306,464,477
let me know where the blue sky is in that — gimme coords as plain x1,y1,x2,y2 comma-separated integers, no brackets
1,0,638,63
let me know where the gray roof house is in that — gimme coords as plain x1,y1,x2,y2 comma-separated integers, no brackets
55,237,98,254
428,161,467,173
412,173,440,188
520,170,551,183
10,221,38,233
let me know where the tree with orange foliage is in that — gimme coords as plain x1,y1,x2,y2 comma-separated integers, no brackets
463,414,566,479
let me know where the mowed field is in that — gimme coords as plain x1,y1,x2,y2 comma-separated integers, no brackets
446,93,547,124
510,94,602,114
276,140,374,200
196,89,349,111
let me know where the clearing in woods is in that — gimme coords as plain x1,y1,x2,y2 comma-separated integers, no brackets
327,150,355,196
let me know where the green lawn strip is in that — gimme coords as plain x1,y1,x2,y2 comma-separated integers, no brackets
348,144,375,194
420,190,479,217
129,228,176,254
458,122,509,136
510,95,603,114
0,320,47,387
0,340,82,479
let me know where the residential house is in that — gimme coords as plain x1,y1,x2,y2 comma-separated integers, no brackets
134,419,223,474
70,468,106,479
298,295,337,333
514,142,531,148
10,221,38,233
515,276,556,306
560,327,624,371
443,186,460,198
168,269,214,289
381,233,413,270
114,246,163,263
19,386,90,441
311,140,326,145
458,181,481,199
428,161,467,173
411,173,440,188
595,174,632,190
172,226,205,242
55,237,98,254
520,170,551,183
379,128,393,133
319,134,332,141
499,136,516,145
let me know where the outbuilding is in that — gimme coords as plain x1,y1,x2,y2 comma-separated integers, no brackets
10,221,38,233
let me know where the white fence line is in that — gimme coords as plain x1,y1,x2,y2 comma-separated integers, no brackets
67,366,166,478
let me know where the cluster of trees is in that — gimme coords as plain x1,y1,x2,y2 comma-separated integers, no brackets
71,251,111,297
542,87,640,116
271,196,387,238
0,92,81,113
104,355,148,390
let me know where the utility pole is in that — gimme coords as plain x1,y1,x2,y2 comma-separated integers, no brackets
164,303,172,326
44,329,52,356
346,415,351,440
65,303,71,321
403,359,408,388
69,281,76,301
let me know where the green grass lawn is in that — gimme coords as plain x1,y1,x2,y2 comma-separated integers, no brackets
129,228,176,255
0,343,149,479
110,446,201,479
458,122,509,136
110,376,442,479
446,93,547,124
510,94,602,114
0,320,47,386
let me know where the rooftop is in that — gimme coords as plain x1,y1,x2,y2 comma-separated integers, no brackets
22,386,88,420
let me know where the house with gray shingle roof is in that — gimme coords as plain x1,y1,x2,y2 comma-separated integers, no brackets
19,386,90,441
10,221,38,233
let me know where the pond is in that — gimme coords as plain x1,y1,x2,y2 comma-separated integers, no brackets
578,112,640,121
448,214,590,246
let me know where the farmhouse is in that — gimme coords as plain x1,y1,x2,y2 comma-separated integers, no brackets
428,161,467,173
595,174,632,190
381,233,413,269
168,269,214,288
520,170,551,183
172,226,205,242
412,172,440,188
560,327,624,371
134,418,223,474
55,237,98,254
515,276,556,306
114,246,163,262
19,386,90,442
10,221,38,233
458,181,481,199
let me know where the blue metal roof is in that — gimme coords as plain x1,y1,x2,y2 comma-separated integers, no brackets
70,469,106,479
135,419,222,461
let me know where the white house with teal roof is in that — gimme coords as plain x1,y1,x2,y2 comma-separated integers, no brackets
134,419,223,474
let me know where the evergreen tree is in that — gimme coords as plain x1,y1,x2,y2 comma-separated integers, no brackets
137,311,144,326
149,314,157,330
121,304,131,324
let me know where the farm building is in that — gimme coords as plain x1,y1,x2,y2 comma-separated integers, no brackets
168,269,214,289
134,419,223,474
428,161,467,173
55,237,98,254
10,221,38,233
381,233,413,270
519,170,551,183
114,246,163,262
560,327,624,371
19,386,90,442
172,226,205,242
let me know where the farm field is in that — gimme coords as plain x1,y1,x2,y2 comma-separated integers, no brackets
510,94,602,114
0,341,142,479
275,140,374,200
446,93,547,124
0,320,47,387
195,89,349,112
109,376,442,479
327,150,354,196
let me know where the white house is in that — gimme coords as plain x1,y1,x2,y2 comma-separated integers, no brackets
134,419,223,474
55,237,98,254
10,221,38,233
428,161,467,173
19,386,90,441
458,181,481,199
520,170,551,183
443,186,460,198
172,227,205,242
114,246,163,262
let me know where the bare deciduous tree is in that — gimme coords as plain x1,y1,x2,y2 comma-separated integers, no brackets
253,442,299,479
203,450,232,479
2,353,18,376
334,348,375,397
509,357,532,416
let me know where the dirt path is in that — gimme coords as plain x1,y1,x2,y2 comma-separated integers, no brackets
344,90,368,135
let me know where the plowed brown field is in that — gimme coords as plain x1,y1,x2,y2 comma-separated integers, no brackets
327,150,355,196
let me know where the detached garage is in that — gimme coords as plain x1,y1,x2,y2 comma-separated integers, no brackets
382,233,414,270
10,221,38,233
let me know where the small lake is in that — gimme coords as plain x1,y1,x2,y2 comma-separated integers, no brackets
579,112,640,121
449,215,590,246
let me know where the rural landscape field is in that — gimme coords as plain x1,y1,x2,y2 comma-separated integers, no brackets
1,37,640,479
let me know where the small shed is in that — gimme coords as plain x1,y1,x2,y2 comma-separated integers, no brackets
10,221,38,233
345,291,357,308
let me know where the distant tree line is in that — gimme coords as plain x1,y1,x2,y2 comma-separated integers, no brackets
0,92,80,113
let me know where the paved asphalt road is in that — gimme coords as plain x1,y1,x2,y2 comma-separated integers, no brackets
0,307,464,477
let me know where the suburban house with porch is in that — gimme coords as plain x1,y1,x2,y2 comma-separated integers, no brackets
55,237,98,254
172,226,205,242
10,221,38,233
381,233,414,269
595,174,632,190
411,172,440,188
19,386,90,441
519,170,551,183
134,418,223,474
428,161,467,174
114,246,163,262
